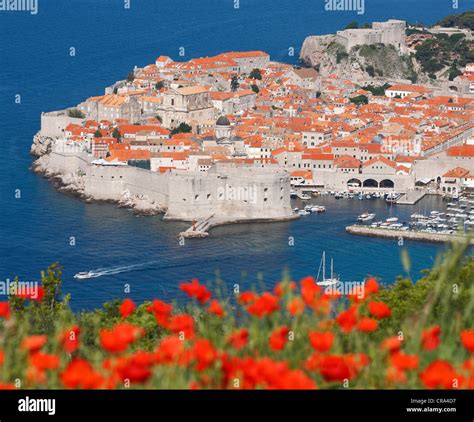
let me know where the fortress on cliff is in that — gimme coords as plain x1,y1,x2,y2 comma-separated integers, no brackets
336,19,407,52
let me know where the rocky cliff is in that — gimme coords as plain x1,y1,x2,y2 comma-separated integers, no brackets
300,35,429,84
30,133,54,157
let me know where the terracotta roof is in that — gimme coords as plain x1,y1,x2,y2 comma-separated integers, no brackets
442,167,470,178
447,145,474,157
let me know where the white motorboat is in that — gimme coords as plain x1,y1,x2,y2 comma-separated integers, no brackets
386,217,399,223
311,205,326,213
357,212,375,222
74,271,93,280
298,209,310,216
385,192,400,203
316,252,339,286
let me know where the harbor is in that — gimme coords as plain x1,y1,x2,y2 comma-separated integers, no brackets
345,195,474,245
346,225,474,245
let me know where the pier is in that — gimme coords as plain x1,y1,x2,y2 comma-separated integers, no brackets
179,214,300,239
396,190,426,205
346,225,474,245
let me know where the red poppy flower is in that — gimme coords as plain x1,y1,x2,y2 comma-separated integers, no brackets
208,300,224,318
0,350,4,366
193,339,217,371
60,358,105,389
246,293,279,318
227,329,249,350
29,352,60,371
119,298,136,318
59,326,80,353
180,279,211,304
365,277,379,296
336,305,358,333
308,331,334,353
238,291,257,305
300,276,320,306
26,366,47,384
167,314,195,339
0,383,15,390
386,366,407,385
368,301,391,319
21,335,47,353
381,336,403,353
420,360,461,389
155,335,184,364
0,302,10,319
460,329,474,353
422,326,441,351
305,352,323,371
287,297,305,316
390,351,419,370
274,369,317,390
345,353,370,374
319,355,352,382
357,317,378,333
269,326,289,351
146,299,173,325
100,323,144,353
114,351,154,383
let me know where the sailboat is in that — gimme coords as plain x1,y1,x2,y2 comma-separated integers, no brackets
316,252,340,286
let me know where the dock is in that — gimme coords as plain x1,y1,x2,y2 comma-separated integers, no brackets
178,214,299,239
179,215,214,238
396,190,426,205
346,225,474,245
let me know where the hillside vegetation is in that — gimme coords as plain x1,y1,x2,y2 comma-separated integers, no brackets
437,11,474,30
0,241,473,389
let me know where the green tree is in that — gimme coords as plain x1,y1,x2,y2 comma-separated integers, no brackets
171,122,192,135
127,71,135,82
349,95,369,106
362,83,391,96
336,51,349,64
345,21,359,29
230,75,240,92
249,68,262,80
112,127,121,139
9,263,71,334
366,65,375,77
155,81,165,90
68,109,85,119
449,67,462,81
94,129,102,138
251,84,260,94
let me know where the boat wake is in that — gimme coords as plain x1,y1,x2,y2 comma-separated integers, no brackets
75,262,151,279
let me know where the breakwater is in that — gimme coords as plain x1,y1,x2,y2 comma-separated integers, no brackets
346,225,474,245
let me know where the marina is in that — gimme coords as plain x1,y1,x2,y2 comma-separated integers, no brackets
346,225,474,245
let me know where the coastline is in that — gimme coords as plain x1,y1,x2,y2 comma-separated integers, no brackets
30,134,299,233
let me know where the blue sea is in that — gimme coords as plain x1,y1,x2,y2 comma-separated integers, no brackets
0,0,472,310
